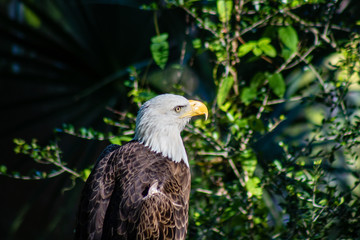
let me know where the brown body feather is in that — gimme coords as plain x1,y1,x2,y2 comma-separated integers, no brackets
75,141,191,240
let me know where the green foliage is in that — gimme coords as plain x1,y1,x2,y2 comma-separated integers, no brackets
268,73,286,98
150,33,169,69
278,25,298,58
2,0,360,239
238,38,277,58
2,138,84,181
217,76,234,107
216,0,233,23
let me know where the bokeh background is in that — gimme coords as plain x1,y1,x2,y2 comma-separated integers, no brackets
1,0,360,239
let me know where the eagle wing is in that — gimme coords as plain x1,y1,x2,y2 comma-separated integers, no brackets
75,142,191,240
75,144,120,240
118,143,190,240
136,178,189,240
114,142,191,240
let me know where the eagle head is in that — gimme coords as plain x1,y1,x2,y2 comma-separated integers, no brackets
133,94,208,166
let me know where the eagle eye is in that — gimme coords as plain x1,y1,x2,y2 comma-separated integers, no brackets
174,106,182,113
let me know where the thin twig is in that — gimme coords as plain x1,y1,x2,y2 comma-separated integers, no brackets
240,11,278,35
267,96,304,105
181,6,219,38
228,159,245,187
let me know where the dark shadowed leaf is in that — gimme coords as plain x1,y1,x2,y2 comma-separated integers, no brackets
241,87,257,105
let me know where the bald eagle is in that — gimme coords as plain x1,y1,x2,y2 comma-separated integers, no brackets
75,94,208,240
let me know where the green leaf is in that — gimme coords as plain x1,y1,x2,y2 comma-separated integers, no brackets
258,38,277,58
192,38,202,49
13,138,25,146
281,48,293,60
274,160,282,171
0,165,7,174
23,5,41,28
217,76,234,107
150,33,169,69
252,47,262,56
217,0,233,23
260,44,277,57
268,73,286,98
238,41,256,57
250,72,266,89
278,26,298,52
257,37,271,46
109,136,122,145
246,177,263,198
243,158,257,176
241,87,257,105
219,101,231,112
249,117,265,132
82,168,91,181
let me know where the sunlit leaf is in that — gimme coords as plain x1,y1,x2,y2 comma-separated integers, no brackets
82,169,91,181
217,76,234,107
238,41,256,57
217,0,233,23
242,157,257,176
192,38,201,49
258,38,277,58
257,38,271,46
109,137,122,145
150,33,169,69
246,177,263,198
252,47,263,56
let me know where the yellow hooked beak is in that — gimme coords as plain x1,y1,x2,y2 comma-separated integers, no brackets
181,100,208,120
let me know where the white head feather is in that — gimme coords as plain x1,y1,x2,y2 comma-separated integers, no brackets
133,94,207,167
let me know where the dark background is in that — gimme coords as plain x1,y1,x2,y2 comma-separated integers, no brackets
1,0,360,239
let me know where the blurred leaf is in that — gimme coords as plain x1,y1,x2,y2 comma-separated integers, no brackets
217,76,234,107
268,73,286,98
252,47,263,56
217,0,233,23
23,5,41,28
0,165,7,174
242,155,257,176
245,177,263,198
241,87,257,105
82,169,91,181
150,33,169,69
192,38,202,49
279,26,298,53
219,101,231,112
281,48,294,60
109,137,122,145
258,38,271,46
249,117,265,132
250,72,266,89
238,41,256,57
258,38,277,57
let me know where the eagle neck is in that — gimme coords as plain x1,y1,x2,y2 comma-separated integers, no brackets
134,125,189,167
